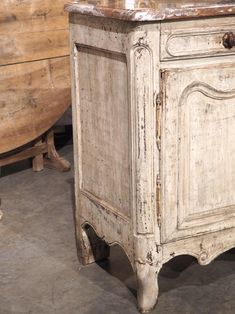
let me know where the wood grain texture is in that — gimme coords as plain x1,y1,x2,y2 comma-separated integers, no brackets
0,142,47,167
0,57,71,154
77,46,131,218
0,0,69,65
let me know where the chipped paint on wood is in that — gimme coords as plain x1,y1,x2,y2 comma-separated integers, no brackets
131,43,154,235
69,8,235,313
161,16,235,61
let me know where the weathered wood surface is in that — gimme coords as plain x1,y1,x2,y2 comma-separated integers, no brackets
65,0,235,21
161,16,235,60
161,64,235,243
0,0,71,159
0,142,47,168
77,46,130,218
69,8,235,314
43,130,71,171
0,0,69,65
0,57,71,154
71,17,162,312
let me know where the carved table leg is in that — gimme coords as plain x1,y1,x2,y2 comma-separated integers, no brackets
76,223,110,265
44,130,71,172
136,262,162,313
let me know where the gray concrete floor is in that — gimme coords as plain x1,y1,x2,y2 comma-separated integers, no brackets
0,145,235,314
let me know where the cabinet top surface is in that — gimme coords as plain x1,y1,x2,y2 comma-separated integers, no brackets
65,0,235,21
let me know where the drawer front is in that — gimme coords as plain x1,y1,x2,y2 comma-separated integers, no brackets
161,17,235,61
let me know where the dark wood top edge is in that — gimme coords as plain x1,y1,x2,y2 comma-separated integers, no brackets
64,2,235,22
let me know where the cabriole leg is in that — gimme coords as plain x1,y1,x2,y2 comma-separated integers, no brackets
136,262,161,313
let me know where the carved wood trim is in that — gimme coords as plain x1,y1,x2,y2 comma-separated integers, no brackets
179,81,235,102
130,43,155,235
162,227,235,266
80,220,134,267
163,29,235,60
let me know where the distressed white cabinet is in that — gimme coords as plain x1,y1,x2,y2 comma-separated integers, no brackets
65,1,235,312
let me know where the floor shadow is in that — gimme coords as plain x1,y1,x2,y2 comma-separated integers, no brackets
98,245,137,297
98,243,235,299
159,249,235,294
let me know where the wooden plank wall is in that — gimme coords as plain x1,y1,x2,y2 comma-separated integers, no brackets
0,0,71,154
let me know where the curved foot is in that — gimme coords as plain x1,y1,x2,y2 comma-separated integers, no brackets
77,224,110,265
44,155,71,172
136,262,161,313
32,130,71,172
44,130,71,172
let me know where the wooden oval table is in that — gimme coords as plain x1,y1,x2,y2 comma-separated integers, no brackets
0,0,71,171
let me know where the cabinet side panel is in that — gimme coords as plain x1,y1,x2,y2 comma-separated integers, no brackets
77,46,131,217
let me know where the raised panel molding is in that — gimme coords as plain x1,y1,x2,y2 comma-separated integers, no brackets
165,31,227,58
178,81,235,230
160,15,235,60
179,81,235,102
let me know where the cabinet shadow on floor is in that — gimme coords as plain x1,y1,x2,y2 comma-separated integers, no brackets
98,242,235,298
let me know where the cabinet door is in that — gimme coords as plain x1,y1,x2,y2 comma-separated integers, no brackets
162,63,235,242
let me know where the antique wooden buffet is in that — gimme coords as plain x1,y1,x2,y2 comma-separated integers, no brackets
65,1,235,312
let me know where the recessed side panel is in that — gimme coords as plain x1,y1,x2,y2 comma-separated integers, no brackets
182,88,235,216
76,46,131,218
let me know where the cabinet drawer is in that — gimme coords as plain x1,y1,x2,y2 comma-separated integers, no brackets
161,17,235,61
